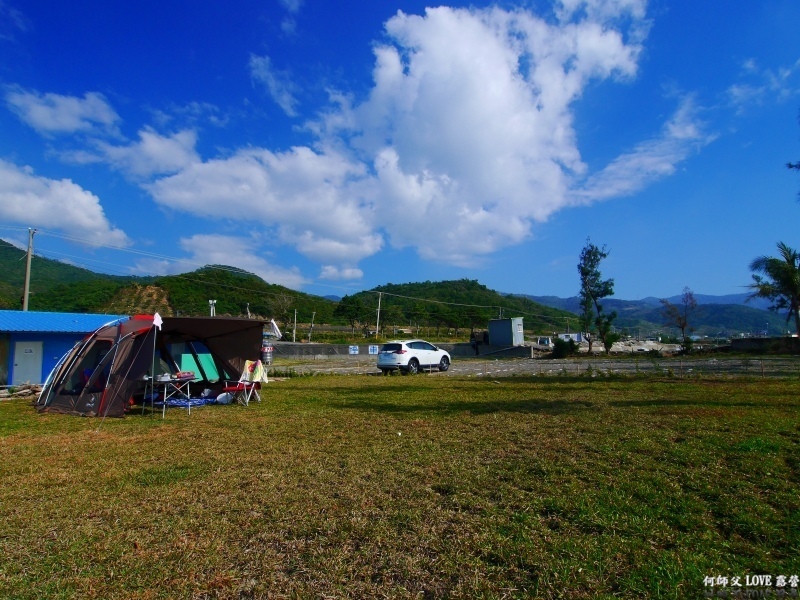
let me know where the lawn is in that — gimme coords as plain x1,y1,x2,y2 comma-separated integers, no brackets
1,374,799,599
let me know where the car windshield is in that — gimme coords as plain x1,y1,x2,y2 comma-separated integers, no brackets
380,343,402,352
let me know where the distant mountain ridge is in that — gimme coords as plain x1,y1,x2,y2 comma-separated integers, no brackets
526,293,769,312
522,294,785,337
639,293,770,311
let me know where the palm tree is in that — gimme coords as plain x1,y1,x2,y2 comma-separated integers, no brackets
748,242,800,336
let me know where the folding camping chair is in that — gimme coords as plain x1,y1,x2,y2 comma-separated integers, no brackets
221,359,267,406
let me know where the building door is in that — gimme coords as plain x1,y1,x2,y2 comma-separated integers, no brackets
13,341,43,385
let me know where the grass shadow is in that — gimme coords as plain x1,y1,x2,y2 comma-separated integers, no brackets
331,397,596,416
609,398,799,409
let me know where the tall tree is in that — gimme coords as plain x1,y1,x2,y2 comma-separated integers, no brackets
748,242,800,336
661,287,697,353
333,295,366,335
578,239,618,355
271,293,295,330
577,292,596,353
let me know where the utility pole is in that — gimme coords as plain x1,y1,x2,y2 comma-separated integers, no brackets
209,299,216,316
309,311,316,342
293,309,297,342
22,228,36,311
375,292,382,338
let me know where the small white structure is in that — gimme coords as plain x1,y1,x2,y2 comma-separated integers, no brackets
558,332,584,343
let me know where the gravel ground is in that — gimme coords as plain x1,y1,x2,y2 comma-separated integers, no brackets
273,354,800,378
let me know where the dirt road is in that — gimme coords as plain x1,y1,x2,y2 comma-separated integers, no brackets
273,355,800,378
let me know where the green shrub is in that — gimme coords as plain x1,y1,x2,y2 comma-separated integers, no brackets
551,338,577,359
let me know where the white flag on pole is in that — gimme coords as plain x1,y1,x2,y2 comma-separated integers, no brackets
270,319,281,339
153,312,163,330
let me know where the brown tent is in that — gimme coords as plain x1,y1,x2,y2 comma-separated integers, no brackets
36,315,265,417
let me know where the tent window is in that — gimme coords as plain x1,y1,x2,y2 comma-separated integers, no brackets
162,340,221,383
65,340,113,393
188,341,221,382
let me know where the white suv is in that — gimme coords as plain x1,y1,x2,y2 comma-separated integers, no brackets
377,340,451,375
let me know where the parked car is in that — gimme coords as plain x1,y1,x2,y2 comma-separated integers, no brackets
377,339,450,375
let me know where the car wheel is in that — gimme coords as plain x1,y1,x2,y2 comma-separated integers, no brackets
381,369,390,376
406,358,419,374
438,356,450,372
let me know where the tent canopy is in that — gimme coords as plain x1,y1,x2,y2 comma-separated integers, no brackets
36,315,266,417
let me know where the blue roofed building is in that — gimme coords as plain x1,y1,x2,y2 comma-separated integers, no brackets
0,311,127,385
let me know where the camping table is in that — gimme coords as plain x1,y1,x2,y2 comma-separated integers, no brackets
160,375,193,418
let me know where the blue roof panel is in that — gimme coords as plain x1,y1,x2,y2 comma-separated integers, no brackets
0,310,128,334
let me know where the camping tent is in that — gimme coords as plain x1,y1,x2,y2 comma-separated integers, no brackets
36,315,266,417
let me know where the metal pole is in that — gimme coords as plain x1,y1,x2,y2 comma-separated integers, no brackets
293,309,297,342
23,228,36,311
309,311,316,342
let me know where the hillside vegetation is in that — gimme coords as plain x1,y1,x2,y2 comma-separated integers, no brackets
0,243,573,336
339,280,574,334
1,238,778,337
0,239,113,308
0,240,330,322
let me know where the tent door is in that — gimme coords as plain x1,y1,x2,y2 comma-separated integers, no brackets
13,341,43,385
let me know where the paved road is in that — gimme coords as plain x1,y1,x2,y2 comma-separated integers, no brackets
274,355,800,378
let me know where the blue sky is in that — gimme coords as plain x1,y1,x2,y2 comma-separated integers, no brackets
1,0,799,301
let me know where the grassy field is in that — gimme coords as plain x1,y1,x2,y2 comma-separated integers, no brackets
1,373,799,599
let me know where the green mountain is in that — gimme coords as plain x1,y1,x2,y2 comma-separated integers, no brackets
0,239,138,310
339,280,575,334
0,240,334,323
5,238,774,338
151,266,336,324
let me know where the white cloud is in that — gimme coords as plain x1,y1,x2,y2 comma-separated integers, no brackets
330,4,649,262
319,265,363,280
146,146,382,264
571,97,713,203
279,0,302,14
0,159,130,247
5,87,119,135
281,18,297,36
94,128,200,178
150,101,227,129
250,54,299,116
15,2,711,277
146,3,702,270
0,1,29,41
727,58,800,114
178,234,308,289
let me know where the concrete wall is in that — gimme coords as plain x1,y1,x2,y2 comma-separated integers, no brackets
271,342,535,360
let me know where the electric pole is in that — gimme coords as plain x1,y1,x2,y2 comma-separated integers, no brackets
375,292,382,337
22,228,36,311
